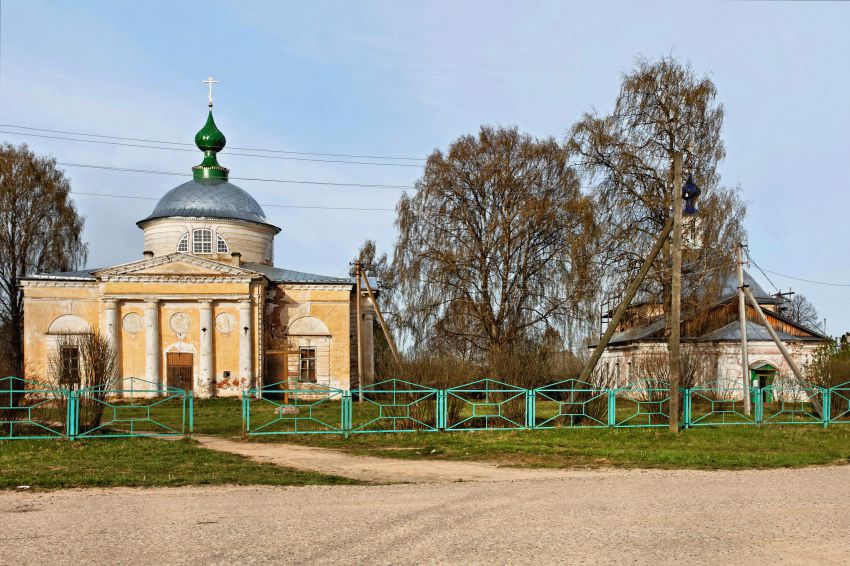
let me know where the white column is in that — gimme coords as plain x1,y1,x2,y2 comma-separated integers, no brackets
143,299,160,392
363,309,375,385
238,299,253,386
199,299,214,396
103,299,120,386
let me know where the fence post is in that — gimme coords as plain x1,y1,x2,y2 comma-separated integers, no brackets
822,387,831,428
66,388,75,440
754,387,763,425
342,390,352,439
682,388,691,429
188,391,194,434
608,389,616,428
437,390,446,431
526,389,536,429
241,391,247,437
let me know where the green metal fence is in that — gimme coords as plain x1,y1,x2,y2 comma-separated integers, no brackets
827,381,850,424
350,379,438,433
243,380,345,435
759,385,824,426
611,383,671,428
687,386,757,426
533,379,608,428
444,379,528,431
1,376,69,439
74,378,191,438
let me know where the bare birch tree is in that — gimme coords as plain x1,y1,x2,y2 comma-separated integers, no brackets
393,126,596,359
570,57,746,337
0,143,88,374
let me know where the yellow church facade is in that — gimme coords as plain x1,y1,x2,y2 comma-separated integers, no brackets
21,105,375,397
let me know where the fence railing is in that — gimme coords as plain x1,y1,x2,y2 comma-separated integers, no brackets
5,376,849,440
74,377,191,438
350,379,439,433
243,380,345,435
1,377,69,439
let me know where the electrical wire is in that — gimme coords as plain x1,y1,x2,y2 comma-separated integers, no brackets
56,162,416,190
0,123,427,161
0,129,423,168
747,260,850,288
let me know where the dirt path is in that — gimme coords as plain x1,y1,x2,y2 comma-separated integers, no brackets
193,435,570,483
3,466,849,565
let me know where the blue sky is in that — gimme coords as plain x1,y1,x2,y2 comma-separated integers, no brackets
1,0,848,334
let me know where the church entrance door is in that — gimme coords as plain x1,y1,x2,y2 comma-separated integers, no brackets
167,352,194,392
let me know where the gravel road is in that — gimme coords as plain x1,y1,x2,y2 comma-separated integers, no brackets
3,466,848,565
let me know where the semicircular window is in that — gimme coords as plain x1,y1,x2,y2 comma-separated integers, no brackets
177,233,189,253
217,234,229,253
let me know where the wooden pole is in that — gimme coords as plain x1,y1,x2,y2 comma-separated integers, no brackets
668,152,683,433
354,261,364,393
743,287,805,382
737,243,752,415
579,216,674,383
360,271,402,371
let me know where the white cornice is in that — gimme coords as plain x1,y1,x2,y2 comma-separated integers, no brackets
93,252,263,278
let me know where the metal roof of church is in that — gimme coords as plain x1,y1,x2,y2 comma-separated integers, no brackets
136,178,279,231
243,262,368,285
29,263,360,286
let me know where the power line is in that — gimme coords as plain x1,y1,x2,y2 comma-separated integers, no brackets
0,123,427,162
57,162,416,190
70,190,394,212
747,261,850,288
0,129,424,168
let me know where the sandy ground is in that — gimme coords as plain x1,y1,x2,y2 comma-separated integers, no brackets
193,435,571,483
3,466,849,565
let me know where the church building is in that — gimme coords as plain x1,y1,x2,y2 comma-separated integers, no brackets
21,101,375,397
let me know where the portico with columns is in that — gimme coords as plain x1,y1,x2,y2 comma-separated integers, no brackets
20,92,375,397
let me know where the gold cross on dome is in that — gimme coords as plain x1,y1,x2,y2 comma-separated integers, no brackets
202,76,219,107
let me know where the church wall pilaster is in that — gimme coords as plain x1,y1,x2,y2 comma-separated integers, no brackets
199,299,214,396
143,299,161,391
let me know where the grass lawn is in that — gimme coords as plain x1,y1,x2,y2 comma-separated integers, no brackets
273,426,850,470
0,437,361,490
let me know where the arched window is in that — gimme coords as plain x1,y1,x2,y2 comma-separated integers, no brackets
193,229,212,254
177,233,189,253
265,240,273,262
217,234,229,253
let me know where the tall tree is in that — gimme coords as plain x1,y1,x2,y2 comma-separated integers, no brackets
0,143,87,374
393,126,596,358
570,57,745,334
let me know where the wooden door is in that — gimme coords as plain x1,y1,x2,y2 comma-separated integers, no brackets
167,352,193,392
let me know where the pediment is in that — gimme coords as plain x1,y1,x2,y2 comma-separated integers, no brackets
93,253,261,278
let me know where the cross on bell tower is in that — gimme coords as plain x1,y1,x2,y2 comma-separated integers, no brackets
202,75,219,108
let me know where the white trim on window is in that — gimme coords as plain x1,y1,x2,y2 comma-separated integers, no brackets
177,233,189,253
217,234,229,253
193,229,212,254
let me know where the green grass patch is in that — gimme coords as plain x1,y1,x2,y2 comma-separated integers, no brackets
0,437,361,489
268,425,850,470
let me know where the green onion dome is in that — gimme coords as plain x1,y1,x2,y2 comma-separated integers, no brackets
192,111,229,180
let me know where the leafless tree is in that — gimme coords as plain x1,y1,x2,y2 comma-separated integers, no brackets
569,57,746,337
0,143,87,375
393,126,597,360
781,294,820,331
48,331,117,433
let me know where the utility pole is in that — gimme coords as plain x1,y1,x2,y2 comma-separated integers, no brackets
354,261,364,395
668,152,683,433
736,243,751,415
359,269,402,371
579,217,674,382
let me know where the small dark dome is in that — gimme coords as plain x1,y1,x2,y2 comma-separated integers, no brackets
137,178,280,232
